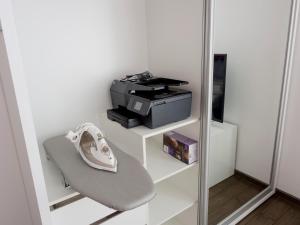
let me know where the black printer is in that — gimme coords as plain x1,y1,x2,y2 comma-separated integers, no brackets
107,71,192,129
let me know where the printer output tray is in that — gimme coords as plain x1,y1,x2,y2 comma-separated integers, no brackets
107,108,142,128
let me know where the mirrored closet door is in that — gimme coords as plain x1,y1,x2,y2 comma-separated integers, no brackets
202,0,296,224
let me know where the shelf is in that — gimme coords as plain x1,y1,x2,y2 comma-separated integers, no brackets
149,181,197,225
130,116,199,138
98,113,199,139
146,139,198,183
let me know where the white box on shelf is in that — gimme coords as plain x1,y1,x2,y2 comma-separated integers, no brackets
209,121,238,188
163,131,198,165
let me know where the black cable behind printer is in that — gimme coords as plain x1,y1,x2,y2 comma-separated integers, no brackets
107,71,192,129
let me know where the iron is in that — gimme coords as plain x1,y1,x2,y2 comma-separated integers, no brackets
66,123,118,173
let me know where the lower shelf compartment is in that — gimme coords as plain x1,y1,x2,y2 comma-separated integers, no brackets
149,180,197,225
161,204,198,225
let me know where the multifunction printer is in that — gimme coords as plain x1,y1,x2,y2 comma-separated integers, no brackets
107,71,192,129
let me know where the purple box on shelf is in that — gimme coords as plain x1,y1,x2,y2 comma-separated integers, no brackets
163,131,198,165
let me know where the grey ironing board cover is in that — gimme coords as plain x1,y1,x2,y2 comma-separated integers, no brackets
43,135,155,211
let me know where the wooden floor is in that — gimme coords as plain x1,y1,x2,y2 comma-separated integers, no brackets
238,192,300,225
208,173,266,225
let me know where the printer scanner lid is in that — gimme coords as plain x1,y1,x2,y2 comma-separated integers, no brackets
120,71,189,92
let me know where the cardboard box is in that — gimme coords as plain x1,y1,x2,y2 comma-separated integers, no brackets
163,131,198,164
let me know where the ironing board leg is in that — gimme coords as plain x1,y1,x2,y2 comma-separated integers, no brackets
46,153,71,188
90,211,122,225
61,172,70,188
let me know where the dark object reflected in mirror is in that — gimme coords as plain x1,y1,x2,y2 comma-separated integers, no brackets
212,54,227,123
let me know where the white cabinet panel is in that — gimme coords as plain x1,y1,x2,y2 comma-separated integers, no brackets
51,198,147,225
51,198,114,225
103,205,147,225
278,22,300,198
209,122,238,187
0,68,32,225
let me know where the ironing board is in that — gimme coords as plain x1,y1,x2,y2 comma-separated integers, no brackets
43,135,156,211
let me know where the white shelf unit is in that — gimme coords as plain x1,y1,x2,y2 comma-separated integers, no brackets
98,113,200,225
209,122,238,187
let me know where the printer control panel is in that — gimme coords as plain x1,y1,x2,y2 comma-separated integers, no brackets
127,96,152,116
133,101,143,111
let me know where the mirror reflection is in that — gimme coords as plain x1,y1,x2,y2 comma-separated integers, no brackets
208,0,291,224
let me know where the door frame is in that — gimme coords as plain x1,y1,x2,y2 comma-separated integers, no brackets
0,2,51,224
198,0,300,224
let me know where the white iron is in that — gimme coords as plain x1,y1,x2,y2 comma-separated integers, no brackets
66,123,117,173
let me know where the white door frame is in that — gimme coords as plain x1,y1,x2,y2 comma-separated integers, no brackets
0,1,51,224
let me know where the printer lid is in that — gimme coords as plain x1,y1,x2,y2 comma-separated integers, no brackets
121,71,189,92
137,77,188,89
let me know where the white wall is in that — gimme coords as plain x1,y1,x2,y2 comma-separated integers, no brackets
146,0,203,117
11,0,148,142
214,0,291,183
278,17,300,199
